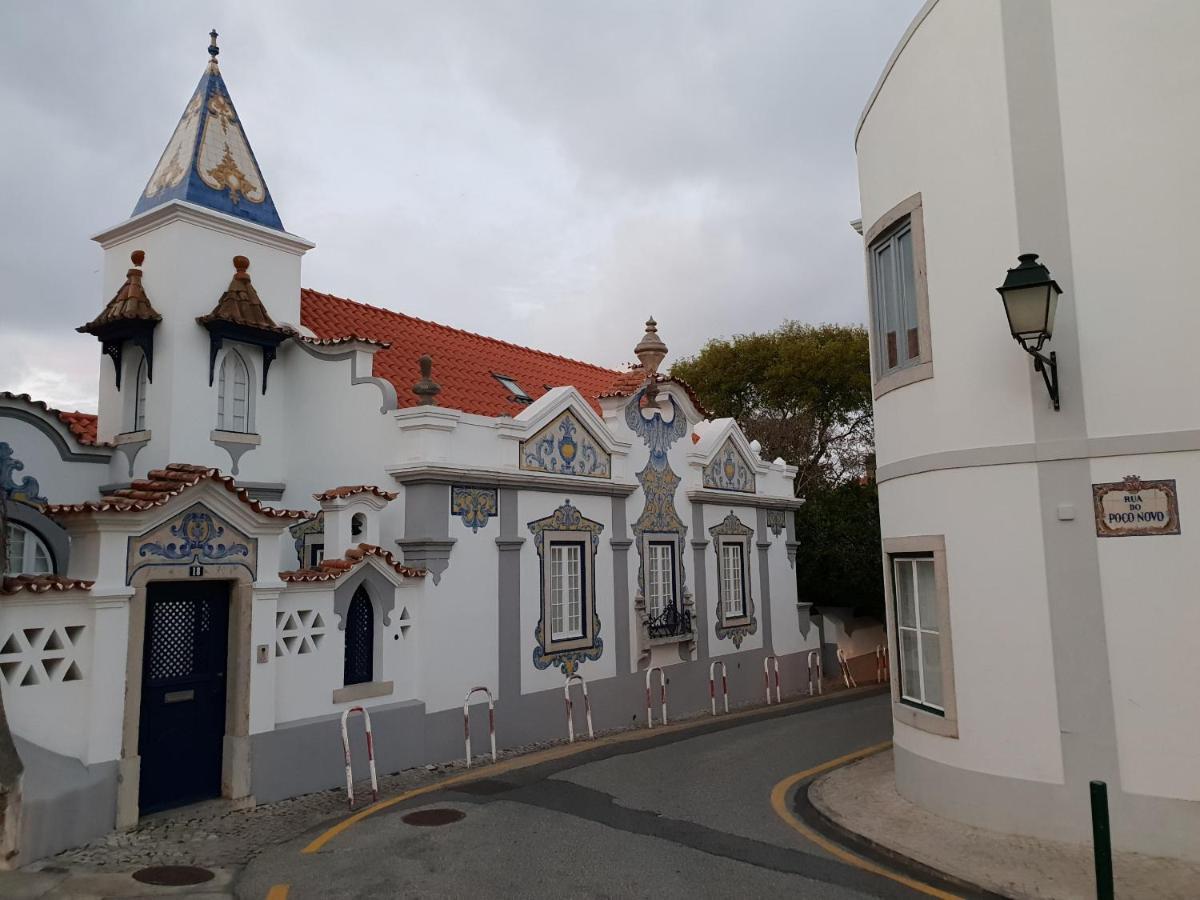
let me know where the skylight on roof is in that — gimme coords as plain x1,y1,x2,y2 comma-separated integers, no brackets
493,374,532,402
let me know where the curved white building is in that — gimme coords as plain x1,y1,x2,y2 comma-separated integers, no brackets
856,0,1200,860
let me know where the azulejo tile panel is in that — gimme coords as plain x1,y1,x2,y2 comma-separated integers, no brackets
126,502,257,584
520,410,611,478
450,486,498,533
0,442,45,504
528,500,604,675
766,510,787,537
702,437,756,493
627,390,690,616
710,512,758,648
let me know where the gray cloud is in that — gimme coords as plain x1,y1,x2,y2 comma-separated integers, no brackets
1,0,921,410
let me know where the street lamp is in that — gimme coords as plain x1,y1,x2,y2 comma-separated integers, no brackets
997,252,1062,410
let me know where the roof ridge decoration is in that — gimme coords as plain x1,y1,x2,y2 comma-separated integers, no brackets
77,250,162,389
279,543,426,582
313,485,398,503
44,462,310,519
198,255,295,392
0,575,94,596
132,31,284,231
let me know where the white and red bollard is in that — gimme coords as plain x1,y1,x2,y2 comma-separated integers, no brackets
563,673,594,742
645,666,668,728
875,644,889,684
463,686,497,768
763,654,781,704
837,647,858,688
340,706,379,810
807,649,823,696
709,660,729,716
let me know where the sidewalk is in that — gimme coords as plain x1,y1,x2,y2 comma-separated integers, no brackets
808,750,1200,900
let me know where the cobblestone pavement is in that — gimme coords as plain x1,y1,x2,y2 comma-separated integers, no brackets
29,679,865,877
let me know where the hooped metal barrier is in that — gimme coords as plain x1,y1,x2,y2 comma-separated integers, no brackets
645,666,668,728
807,649,823,695
340,706,379,810
463,686,497,768
875,644,890,684
838,647,858,688
763,655,781,704
563,673,594,743
709,660,729,716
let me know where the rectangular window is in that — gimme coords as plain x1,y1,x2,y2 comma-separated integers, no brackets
493,373,532,403
549,541,584,641
871,222,919,377
893,555,943,713
646,541,676,618
720,542,746,618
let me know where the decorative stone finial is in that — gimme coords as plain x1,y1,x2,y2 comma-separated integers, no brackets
233,255,250,280
634,316,668,401
131,249,145,268
209,29,219,60
413,354,441,406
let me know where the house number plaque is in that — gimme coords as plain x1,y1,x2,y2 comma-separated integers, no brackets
1092,475,1180,537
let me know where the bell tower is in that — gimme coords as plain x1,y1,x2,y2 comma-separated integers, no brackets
80,33,315,485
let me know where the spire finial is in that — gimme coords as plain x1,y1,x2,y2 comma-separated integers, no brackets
209,29,219,59
413,355,442,406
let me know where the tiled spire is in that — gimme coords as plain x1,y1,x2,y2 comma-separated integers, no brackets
132,31,285,231
77,250,162,333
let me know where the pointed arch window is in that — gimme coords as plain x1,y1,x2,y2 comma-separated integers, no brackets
217,350,252,433
343,585,374,686
124,351,149,432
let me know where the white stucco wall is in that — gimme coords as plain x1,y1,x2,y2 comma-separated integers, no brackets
0,415,109,504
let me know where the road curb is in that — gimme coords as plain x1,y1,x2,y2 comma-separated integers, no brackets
799,762,1009,900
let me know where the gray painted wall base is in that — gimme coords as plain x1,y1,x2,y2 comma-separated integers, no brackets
14,736,117,866
894,745,1200,863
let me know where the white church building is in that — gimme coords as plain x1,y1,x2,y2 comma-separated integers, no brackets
0,36,812,863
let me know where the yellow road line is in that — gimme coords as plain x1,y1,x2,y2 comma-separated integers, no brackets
769,741,962,900
301,685,880,854
265,885,290,900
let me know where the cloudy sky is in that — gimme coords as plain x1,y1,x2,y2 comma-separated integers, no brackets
1,0,921,413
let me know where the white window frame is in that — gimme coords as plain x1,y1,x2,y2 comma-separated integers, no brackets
540,529,596,652
217,348,253,433
883,535,958,738
646,540,676,619
720,542,746,619
893,555,942,712
5,522,53,575
713,533,752,625
133,354,149,432
865,193,932,398
550,541,585,641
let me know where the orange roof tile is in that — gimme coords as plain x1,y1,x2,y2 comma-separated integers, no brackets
198,256,294,338
1,575,94,595
1,392,102,446
300,290,622,416
77,251,162,334
44,463,310,519
280,543,425,582
313,485,398,503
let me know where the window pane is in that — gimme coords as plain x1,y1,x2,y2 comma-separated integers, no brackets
894,560,916,627
898,628,921,702
32,541,51,574
915,559,937,632
896,228,919,361
6,523,24,574
921,631,943,709
874,243,898,371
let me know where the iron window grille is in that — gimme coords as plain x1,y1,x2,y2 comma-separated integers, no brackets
343,586,374,686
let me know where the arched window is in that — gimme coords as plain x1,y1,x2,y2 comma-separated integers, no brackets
5,522,53,575
217,350,251,433
125,351,149,433
343,585,374,686
351,513,365,538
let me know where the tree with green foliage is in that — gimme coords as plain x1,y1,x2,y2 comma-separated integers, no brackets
671,322,873,497
672,322,883,617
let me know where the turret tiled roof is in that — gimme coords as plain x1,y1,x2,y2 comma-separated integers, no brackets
77,251,162,334
132,33,284,231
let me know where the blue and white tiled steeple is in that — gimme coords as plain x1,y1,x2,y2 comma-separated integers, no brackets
132,32,284,231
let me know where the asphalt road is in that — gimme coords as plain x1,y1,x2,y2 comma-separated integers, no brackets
238,692,926,899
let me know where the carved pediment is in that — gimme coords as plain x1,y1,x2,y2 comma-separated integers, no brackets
702,437,756,493
520,409,611,479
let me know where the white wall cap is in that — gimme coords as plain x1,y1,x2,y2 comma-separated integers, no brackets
91,199,316,254
392,406,463,433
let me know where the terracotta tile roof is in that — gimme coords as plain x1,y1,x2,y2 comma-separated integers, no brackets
279,543,425,582
296,334,391,350
599,367,713,419
197,256,294,338
313,485,398,502
0,392,102,447
77,251,162,333
1,575,94,595
44,463,310,519
300,290,622,416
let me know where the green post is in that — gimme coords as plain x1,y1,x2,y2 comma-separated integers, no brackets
1090,780,1114,900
